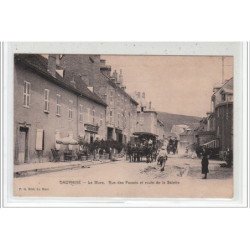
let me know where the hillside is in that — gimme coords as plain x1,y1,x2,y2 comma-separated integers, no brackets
157,111,202,132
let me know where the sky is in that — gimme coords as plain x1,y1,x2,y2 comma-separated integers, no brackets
102,55,233,117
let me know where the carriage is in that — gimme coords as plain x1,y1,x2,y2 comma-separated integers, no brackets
127,132,159,163
167,137,178,154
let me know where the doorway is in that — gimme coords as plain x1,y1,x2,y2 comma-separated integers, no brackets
18,127,29,163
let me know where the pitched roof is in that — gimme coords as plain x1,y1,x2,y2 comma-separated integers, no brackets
15,54,107,107
213,77,233,95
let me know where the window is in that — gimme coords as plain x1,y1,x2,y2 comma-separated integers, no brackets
92,109,95,124
56,94,61,116
44,89,50,112
110,91,113,103
79,104,83,123
118,113,120,127
217,125,220,137
86,108,90,123
221,93,226,102
117,94,120,107
100,113,103,126
69,100,73,119
23,81,31,107
110,110,113,124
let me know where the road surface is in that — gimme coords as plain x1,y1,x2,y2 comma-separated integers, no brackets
14,156,233,198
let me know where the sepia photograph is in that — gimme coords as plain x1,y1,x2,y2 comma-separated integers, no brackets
11,48,236,199
1,2,250,250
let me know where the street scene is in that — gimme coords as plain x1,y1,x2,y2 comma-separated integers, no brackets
13,54,233,198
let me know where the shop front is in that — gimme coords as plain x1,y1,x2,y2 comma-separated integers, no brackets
84,123,99,143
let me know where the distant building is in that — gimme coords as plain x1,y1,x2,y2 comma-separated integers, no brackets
14,54,107,164
135,110,158,136
171,124,189,135
131,91,154,112
156,119,165,140
133,92,165,141
179,123,200,151
196,117,216,147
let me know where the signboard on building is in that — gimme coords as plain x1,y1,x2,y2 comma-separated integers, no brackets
84,124,99,133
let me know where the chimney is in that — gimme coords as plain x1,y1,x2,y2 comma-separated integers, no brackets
110,77,116,84
119,69,123,84
100,59,111,77
142,92,145,99
149,101,152,110
112,70,118,82
70,76,76,88
47,54,57,77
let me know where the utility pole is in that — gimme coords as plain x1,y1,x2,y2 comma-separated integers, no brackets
222,56,224,84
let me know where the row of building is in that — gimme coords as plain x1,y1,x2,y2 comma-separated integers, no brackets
14,54,165,164
179,77,233,157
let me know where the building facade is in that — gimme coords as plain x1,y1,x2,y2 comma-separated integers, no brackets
132,91,165,141
213,78,233,152
14,54,107,164
60,56,138,143
196,78,233,155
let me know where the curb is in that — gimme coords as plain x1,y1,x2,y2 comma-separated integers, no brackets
14,160,111,178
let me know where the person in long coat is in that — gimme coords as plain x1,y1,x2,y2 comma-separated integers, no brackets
201,154,209,179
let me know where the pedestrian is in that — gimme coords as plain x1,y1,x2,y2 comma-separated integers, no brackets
201,154,209,179
157,146,168,171
226,148,233,167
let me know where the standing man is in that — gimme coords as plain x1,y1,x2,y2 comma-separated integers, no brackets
201,154,209,179
157,146,168,172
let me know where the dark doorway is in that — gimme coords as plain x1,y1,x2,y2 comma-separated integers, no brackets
90,134,94,143
107,127,113,140
117,132,123,143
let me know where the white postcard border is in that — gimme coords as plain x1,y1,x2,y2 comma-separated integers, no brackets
2,42,248,207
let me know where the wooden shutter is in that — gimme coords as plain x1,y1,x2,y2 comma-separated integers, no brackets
36,129,44,150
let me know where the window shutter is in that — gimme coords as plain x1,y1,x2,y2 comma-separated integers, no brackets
36,129,44,150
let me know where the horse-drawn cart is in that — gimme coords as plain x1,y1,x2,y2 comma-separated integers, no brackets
127,132,159,163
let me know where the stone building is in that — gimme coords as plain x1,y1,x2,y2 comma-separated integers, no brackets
179,124,199,151
213,78,233,152
14,54,107,164
98,61,138,143
132,91,165,140
60,56,138,143
196,78,233,155
156,119,165,140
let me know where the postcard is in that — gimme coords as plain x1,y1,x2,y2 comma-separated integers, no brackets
2,42,247,207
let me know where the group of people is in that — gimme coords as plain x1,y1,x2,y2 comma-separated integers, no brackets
157,145,209,178
126,139,213,179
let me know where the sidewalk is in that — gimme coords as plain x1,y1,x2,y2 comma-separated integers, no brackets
14,159,111,178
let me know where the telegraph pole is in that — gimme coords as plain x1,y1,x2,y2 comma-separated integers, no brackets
222,56,224,84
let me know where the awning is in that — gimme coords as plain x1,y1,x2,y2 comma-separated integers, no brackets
56,137,78,145
202,139,219,148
